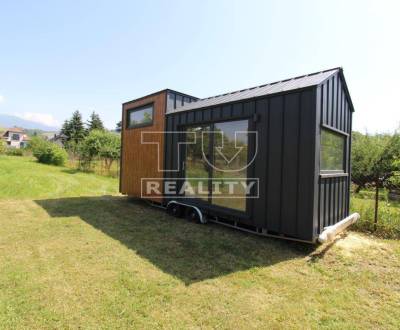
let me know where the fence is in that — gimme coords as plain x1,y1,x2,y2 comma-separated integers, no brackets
67,153,120,178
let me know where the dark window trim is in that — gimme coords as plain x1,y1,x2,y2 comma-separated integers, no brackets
320,126,348,174
176,114,252,130
181,118,251,216
11,133,20,141
321,123,349,137
126,103,154,129
320,172,348,179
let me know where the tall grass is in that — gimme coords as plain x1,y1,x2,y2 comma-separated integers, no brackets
66,156,120,178
351,189,400,238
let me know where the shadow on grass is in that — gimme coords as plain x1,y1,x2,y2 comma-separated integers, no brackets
61,168,81,174
35,196,315,284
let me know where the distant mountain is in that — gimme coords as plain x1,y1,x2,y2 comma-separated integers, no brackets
0,114,59,131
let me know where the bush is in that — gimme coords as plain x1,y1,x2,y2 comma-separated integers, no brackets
78,130,120,171
30,137,68,166
0,140,6,154
6,148,24,156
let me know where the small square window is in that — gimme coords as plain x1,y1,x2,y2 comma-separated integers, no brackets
167,92,175,110
175,94,183,108
127,104,153,128
11,134,20,141
320,128,346,171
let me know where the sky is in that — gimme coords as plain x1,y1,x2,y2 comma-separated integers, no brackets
0,0,399,132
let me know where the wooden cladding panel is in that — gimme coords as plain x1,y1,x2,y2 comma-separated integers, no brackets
121,91,166,202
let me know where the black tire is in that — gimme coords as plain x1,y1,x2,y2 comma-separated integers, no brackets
166,203,184,218
185,207,202,223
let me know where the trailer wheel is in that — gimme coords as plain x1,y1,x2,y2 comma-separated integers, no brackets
185,207,206,224
167,203,184,218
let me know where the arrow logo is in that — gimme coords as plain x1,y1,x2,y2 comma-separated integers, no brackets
201,130,257,172
214,131,244,164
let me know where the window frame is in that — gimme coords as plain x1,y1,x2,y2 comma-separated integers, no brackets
125,103,154,129
11,133,20,141
181,117,251,214
320,125,348,174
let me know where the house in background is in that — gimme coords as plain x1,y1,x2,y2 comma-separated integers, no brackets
42,132,66,146
2,127,30,148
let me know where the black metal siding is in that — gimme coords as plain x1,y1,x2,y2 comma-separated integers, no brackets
164,88,317,241
315,72,353,233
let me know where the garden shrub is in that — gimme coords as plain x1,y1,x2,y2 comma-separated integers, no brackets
77,130,120,172
30,136,68,166
0,140,6,154
6,148,24,156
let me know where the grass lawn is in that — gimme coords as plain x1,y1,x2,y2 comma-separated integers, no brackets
0,155,400,329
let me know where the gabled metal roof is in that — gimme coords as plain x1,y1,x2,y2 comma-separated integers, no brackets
167,68,340,114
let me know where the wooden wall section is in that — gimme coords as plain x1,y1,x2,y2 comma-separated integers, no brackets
120,91,167,202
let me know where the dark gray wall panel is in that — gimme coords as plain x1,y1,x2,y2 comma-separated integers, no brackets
253,98,268,228
266,95,284,232
164,79,354,241
318,176,348,228
315,72,353,230
298,89,317,240
281,93,300,236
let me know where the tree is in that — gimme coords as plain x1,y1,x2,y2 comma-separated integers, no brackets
61,111,87,154
352,131,400,228
69,110,86,143
60,119,72,140
116,121,122,132
78,130,120,172
87,111,105,132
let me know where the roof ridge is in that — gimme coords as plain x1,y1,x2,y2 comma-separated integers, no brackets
167,68,341,114
193,67,340,102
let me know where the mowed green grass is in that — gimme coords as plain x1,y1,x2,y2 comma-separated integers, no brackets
0,156,400,329
0,156,118,198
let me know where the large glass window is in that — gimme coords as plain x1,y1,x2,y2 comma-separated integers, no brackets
127,104,153,128
184,119,249,212
185,126,211,201
320,128,345,171
212,120,248,211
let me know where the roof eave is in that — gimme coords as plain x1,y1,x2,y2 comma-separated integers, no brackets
338,68,355,112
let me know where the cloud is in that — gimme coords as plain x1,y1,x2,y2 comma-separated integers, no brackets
0,95,4,103
17,112,60,128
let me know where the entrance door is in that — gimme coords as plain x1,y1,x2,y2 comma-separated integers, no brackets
183,119,249,212
211,119,249,212
184,125,211,202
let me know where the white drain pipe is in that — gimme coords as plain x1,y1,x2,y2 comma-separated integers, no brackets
318,213,360,244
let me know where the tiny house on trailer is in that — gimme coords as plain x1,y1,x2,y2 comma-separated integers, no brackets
120,68,357,243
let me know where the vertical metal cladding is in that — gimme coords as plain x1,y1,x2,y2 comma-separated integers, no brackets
164,88,317,241
316,72,353,233
121,68,354,243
